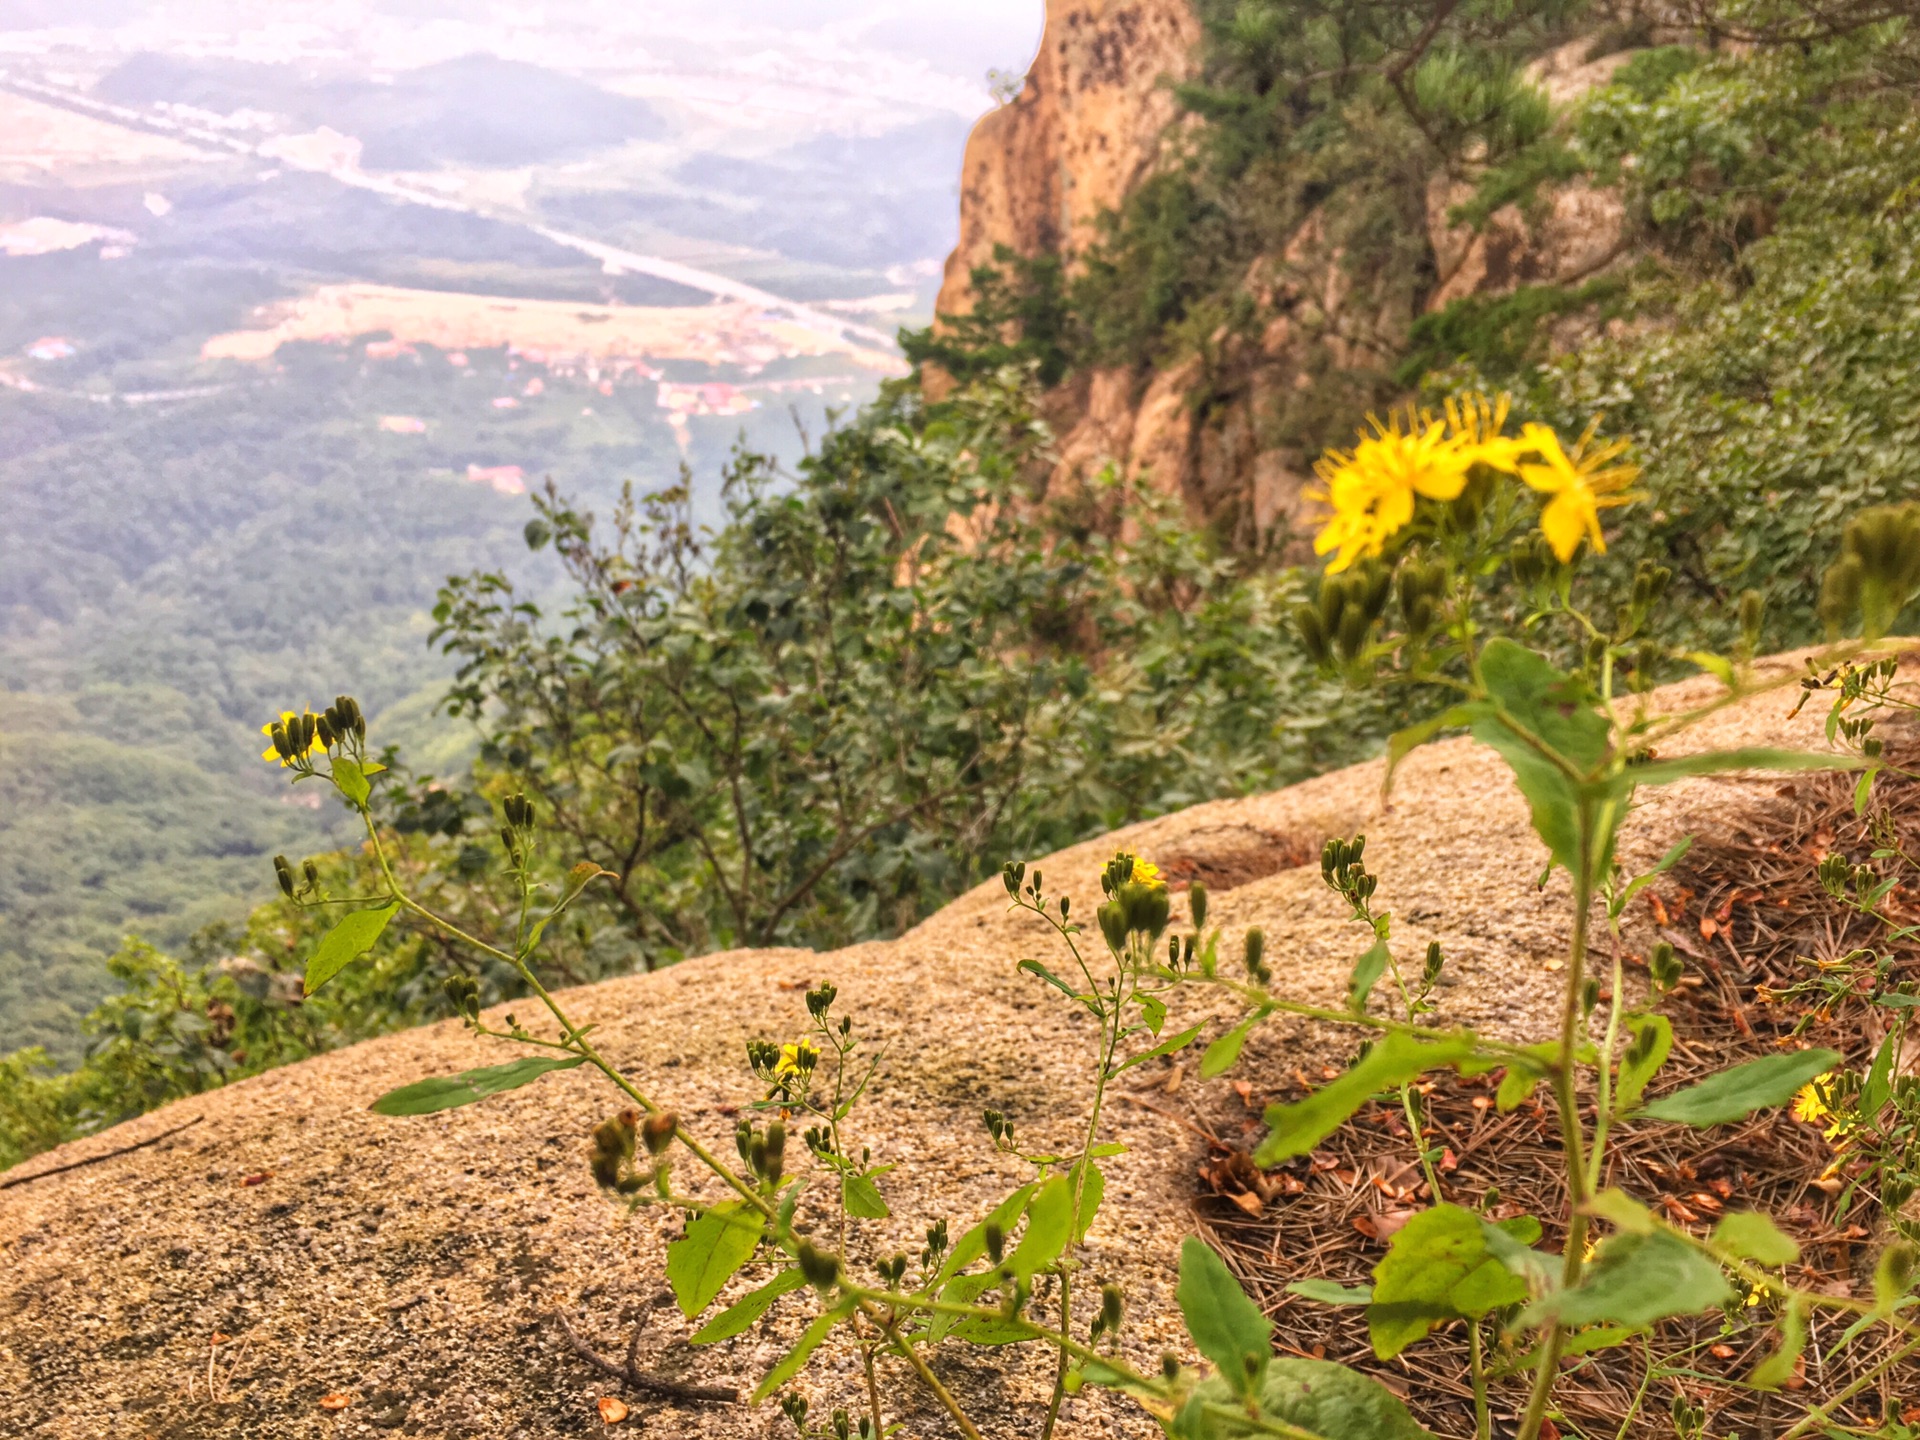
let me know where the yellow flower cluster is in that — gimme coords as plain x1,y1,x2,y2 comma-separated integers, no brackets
259,710,324,766
1310,394,1639,573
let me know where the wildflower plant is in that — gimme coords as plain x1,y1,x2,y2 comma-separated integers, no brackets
257,425,1920,1436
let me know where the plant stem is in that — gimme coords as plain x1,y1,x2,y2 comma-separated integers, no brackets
1515,800,1600,1440
1469,1320,1491,1440
869,1304,986,1440
862,1341,886,1440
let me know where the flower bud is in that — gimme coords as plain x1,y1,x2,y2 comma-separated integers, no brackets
273,854,295,898
1100,1283,1123,1335
763,1119,787,1185
806,982,837,1019
1002,861,1025,896
796,1239,841,1290
1119,881,1170,938
1097,901,1129,954
641,1111,677,1156
1294,603,1330,667
983,1222,1005,1265
1189,881,1209,931
1243,927,1266,976
301,859,319,891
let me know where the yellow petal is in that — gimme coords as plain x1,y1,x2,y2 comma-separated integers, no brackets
1540,489,1602,562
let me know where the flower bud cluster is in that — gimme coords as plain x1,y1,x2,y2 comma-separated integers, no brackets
1321,836,1375,910
588,1109,642,1194
1087,1282,1125,1349
442,972,481,1022
921,1217,949,1269
1822,503,1920,639
1295,562,1391,668
735,1117,787,1186
982,1108,1014,1151
1647,940,1683,993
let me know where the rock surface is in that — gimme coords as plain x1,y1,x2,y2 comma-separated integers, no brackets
0,656,1849,1438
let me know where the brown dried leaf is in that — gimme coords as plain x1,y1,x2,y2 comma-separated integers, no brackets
318,1393,353,1411
597,1396,630,1424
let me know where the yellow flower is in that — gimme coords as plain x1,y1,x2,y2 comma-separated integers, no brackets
1443,392,1533,474
1791,1077,1831,1124
1310,408,1479,573
774,1041,819,1078
260,710,324,766
1515,420,1641,563
1127,855,1162,887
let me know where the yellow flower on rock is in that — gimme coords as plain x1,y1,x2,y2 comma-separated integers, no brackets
1515,420,1641,563
1310,409,1478,573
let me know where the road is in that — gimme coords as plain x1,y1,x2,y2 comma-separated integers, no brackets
0,71,903,360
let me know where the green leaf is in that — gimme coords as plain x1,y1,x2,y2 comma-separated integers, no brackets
1367,1204,1531,1359
1616,838,1692,914
1006,1175,1073,1279
1615,1014,1672,1111
1115,1023,1205,1075
1286,1279,1373,1305
1618,747,1858,794
1200,1016,1259,1080
1068,1159,1103,1245
304,902,399,994
843,1173,890,1220
1139,993,1167,1036
1583,1188,1655,1235
752,1302,849,1402
1471,640,1610,874
1861,1032,1896,1123
332,757,372,809
668,1201,767,1319
1497,1042,1559,1112
1184,1359,1442,1440
1347,937,1391,1014
940,1271,1035,1345
1254,1033,1478,1166
1536,1230,1731,1328
1177,1236,1272,1398
930,1184,1034,1292
369,1054,583,1115
1713,1212,1799,1267
1017,958,1085,1002
1640,1049,1841,1125
691,1267,805,1344
1748,1298,1806,1391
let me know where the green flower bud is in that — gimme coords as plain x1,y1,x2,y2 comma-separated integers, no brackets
1294,603,1331,666
1243,927,1266,977
1188,881,1209,931
763,1119,787,1186
1119,881,1170,938
797,1239,841,1290
273,854,295,898
1100,1282,1123,1335
1097,901,1130,954
301,859,319,891
984,1221,1005,1265
1875,1240,1917,1307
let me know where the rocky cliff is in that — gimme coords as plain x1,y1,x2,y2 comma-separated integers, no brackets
933,7,1639,546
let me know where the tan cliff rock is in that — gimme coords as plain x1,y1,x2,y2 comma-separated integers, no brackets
932,11,1637,546
0,656,1856,1439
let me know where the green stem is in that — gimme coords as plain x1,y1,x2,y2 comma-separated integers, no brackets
1514,800,1600,1440
1469,1320,1491,1440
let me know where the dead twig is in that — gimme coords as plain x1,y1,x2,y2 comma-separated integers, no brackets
550,1310,738,1405
0,1115,204,1191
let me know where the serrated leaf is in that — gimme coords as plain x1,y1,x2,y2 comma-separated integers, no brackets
1534,1230,1731,1328
1640,1049,1841,1125
842,1173,890,1220
1367,1204,1530,1359
691,1267,804,1344
1177,1237,1272,1398
1713,1212,1800,1267
1472,641,1609,873
369,1053,584,1116
1287,1279,1373,1305
1347,937,1391,1013
305,902,399,994
668,1201,767,1319
752,1303,849,1402
1254,1033,1478,1166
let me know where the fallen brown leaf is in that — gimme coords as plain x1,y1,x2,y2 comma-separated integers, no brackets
1710,1344,1736,1359
597,1396,630,1424
240,1172,271,1187
1225,1189,1263,1217
318,1392,353,1411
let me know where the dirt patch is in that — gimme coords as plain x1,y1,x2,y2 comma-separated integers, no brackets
1192,758,1920,1439
1154,823,1323,892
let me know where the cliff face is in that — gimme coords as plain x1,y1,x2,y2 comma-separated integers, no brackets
934,13,1635,546
936,0,1202,322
